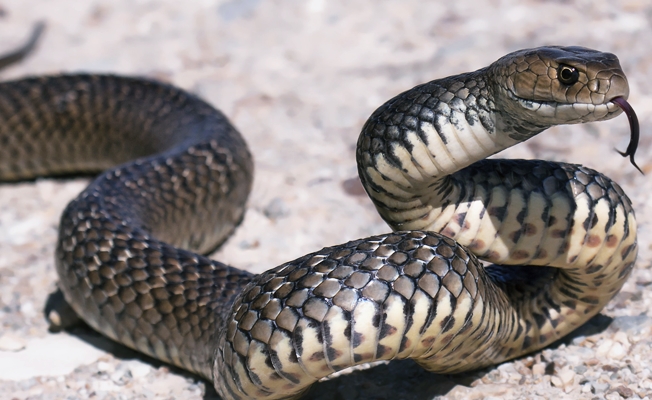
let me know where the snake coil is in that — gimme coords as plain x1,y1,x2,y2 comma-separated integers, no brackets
0,40,639,400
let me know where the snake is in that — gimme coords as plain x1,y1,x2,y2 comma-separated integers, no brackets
0,28,640,400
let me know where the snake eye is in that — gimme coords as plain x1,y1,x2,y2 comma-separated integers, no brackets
557,65,579,85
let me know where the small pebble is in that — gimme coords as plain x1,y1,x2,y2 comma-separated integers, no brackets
614,385,634,398
608,343,627,360
19,301,36,317
262,197,290,219
532,362,546,376
551,376,563,388
593,381,611,393
239,239,260,249
574,365,587,374
613,331,630,346
97,361,114,373
558,368,576,386
341,177,366,196
124,360,152,379
596,340,611,356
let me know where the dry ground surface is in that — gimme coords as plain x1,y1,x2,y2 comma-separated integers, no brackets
0,1,651,399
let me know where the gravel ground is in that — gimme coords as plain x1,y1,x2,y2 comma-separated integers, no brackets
0,1,651,399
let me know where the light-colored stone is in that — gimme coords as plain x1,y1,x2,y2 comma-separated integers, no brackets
123,360,152,379
532,362,546,376
613,331,630,346
558,368,576,387
608,342,628,360
597,339,615,357
96,360,114,373
550,376,563,388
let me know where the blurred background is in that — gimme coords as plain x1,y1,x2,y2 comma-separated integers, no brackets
0,1,650,399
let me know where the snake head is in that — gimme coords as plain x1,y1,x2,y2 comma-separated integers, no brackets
491,46,641,173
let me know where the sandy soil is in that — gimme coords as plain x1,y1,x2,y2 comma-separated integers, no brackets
0,1,651,399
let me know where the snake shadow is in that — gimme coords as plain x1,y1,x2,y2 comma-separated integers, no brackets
44,289,612,400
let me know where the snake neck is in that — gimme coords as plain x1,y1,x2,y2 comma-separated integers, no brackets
356,69,550,232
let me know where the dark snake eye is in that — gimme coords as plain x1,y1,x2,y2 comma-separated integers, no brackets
557,64,579,85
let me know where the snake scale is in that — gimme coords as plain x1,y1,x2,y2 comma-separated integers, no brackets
1,36,640,399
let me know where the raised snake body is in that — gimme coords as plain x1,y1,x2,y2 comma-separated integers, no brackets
0,46,639,399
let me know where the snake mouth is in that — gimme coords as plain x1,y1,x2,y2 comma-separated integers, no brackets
506,88,621,121
507,89,642,174
611,97,643,174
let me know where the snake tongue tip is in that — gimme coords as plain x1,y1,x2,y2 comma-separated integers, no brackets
616,147,644,175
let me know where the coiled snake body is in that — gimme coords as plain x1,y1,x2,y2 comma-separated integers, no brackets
1,46,639,399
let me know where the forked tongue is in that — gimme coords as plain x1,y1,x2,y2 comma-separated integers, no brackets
612,96,643,174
